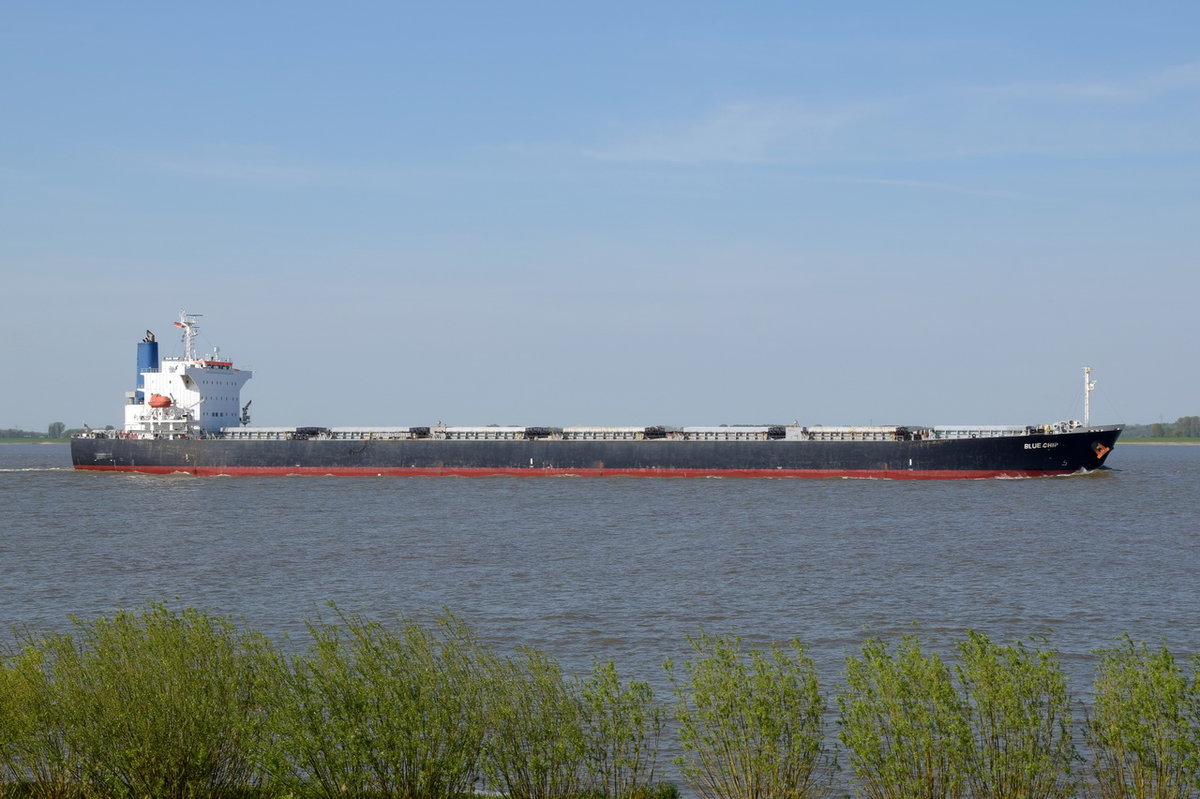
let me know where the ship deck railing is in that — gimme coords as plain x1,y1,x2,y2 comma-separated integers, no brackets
187,421,1082,443
928,423,1075,439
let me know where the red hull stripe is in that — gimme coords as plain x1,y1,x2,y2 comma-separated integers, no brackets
75,465,1072,480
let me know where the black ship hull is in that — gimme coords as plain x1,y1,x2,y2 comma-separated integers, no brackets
72,426,1121,479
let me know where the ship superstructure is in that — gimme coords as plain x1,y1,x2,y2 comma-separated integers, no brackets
122,311,252,437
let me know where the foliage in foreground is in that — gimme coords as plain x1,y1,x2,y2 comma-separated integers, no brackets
0,643,80,798
2,604,270,799
3,606,1200,799
481,648,588,799
262,607,490,799
839,635,969,799
668,634,831,799
956,631,1076,799
1086,637,1200,799
581,661,667,799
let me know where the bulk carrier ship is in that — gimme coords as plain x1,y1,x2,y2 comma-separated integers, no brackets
71,312,1122,479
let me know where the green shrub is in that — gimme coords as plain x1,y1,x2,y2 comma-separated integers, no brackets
666,634,830,799
45,604,273,799
956,631,1076,799
0,643,83,798
15,604,1200,799
481,648,588,799
263,607,489,799
580,661,667,799
838,635,969,799
1086,637,1199,799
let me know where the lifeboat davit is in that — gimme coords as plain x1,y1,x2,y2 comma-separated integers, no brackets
148,394,172,408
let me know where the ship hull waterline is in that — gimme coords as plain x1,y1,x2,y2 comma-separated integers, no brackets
71,426,1122,480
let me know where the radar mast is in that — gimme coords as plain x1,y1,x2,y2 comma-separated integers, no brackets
173,310,203,361
1083,366,1096,427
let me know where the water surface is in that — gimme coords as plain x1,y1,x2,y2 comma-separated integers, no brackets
1,443,1195,693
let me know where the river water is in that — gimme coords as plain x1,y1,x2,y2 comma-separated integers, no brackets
1,443,1196,695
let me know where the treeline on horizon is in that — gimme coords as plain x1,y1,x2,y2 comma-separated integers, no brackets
0,423,88,441
2,604,1199,799
1122,416,1200,438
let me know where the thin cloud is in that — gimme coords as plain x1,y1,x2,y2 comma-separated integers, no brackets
584,100,876,165
586,63,1200,166
975,61,1200,101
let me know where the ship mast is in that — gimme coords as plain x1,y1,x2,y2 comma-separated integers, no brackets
1083,366,1096,427
173,310,203,361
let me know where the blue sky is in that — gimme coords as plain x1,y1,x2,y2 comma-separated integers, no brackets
2,2,1197,430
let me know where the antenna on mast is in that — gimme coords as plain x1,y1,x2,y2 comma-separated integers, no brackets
1083,366,1096,427
172,310,203,361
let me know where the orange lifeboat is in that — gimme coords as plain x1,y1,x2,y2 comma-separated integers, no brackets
148,394,172,408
